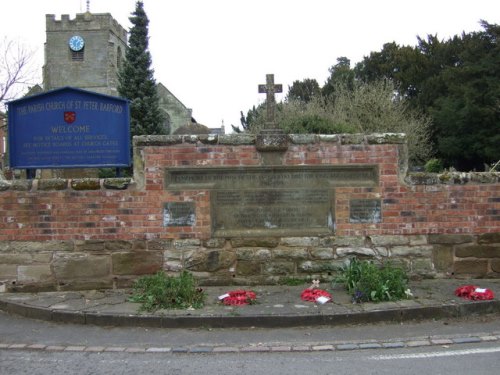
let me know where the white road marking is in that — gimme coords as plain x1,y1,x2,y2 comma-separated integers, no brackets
370,346,500,360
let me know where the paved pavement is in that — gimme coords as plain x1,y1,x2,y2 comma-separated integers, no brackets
0,278,499,329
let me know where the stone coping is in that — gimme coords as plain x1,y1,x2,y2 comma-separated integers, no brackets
1,171,498,192
133,133,408,146
0,178,133,192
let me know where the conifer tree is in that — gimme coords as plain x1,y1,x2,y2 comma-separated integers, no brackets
118,1,165,140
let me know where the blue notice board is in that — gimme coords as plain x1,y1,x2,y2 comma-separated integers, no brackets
8,87,130,168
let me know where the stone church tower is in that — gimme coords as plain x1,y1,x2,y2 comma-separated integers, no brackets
44,12,127,97
43,10,194,135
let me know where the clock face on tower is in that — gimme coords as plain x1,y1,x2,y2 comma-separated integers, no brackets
68,35,85,51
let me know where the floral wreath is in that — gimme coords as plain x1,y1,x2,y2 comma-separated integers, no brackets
455,285,494,300
220,290,257,305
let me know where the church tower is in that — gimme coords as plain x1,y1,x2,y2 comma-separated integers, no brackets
43,11,127,96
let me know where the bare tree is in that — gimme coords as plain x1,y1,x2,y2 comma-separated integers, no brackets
0,37,38,111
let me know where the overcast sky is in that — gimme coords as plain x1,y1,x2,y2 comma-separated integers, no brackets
1,0,499,130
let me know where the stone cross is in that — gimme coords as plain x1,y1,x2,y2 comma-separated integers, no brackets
258,74,282,128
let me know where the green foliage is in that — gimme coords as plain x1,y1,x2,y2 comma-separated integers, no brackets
284,80,432,165
424,158,444,173
129,271,206,312
118,1,166,142
355,21,500,170
286,78,321,103
336,258,409,303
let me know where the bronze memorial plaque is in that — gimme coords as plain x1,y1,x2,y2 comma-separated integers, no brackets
165,165,378,237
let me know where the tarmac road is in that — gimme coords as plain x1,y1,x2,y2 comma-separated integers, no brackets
1,311,500,375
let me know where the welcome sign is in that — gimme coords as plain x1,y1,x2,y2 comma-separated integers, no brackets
8,87,130,168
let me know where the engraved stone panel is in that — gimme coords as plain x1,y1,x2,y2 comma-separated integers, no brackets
163,202,195,227
164,166,378,237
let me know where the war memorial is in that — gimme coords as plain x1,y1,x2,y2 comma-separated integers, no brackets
0,71,499,292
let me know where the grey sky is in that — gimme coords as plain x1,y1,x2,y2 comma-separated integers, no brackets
1,0,499,130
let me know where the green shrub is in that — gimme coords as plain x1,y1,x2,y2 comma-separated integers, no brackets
425,158,444,173
129,271,206,312
336,258,409,303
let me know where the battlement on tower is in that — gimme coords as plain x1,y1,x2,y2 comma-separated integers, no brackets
46,13,127,40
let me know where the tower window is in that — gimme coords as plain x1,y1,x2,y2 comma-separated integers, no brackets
117,47,122,68
71,50,84,61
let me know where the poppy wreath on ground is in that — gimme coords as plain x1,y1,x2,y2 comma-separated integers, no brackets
300,288,332,302
221,290,257,305
455,285,495,300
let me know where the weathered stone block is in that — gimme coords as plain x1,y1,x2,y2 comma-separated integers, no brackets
432,245,454,272
366,133,406,144
11,180,32,191
273,248,309,259
491,260,500,273
334,236,366,247
390,246,433,257
428,234,474,244
318,134,340,143
185,250,235,272
375,247,389,257
298,260,342,273
71,178,101,190
411,258,434,273
17,265,53,282
408,235,428,246
38,178,67,190
280,237,320,247
453,260,488,276
263,261,295,275
164,248,184,261
104,240,133,251
164,260,183,272
0,264,17,278
173,239,201,248
53,253,110,280
203,238,227,248
147,239,173,250
237,261,261,276
75,240,105,252
112,251,162,275
8,241,73,252
478,233,500,244
236,248,272,261
0,253,33,264
310,247,334,259
455,245,500,259
102,178,131,190
231,238,280,248
369,235,409,246
336,247,377,257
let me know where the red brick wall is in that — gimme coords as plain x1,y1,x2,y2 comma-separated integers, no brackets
0,134,499,289
0,134,498,242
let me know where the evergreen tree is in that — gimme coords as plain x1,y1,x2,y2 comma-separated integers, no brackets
118,1,166,141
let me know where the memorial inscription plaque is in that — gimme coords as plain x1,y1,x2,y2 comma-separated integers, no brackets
165,165,379,237
349,199,382,223
163,202,196,227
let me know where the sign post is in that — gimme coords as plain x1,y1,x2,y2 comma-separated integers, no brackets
8,87,130,169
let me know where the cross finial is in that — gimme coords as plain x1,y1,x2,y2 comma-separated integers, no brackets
258,74,282,128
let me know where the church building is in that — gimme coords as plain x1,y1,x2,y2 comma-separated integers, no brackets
43,10,193,135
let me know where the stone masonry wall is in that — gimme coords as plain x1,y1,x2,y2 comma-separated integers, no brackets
0,134,499,291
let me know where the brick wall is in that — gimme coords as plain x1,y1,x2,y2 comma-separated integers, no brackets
0,134,498,291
